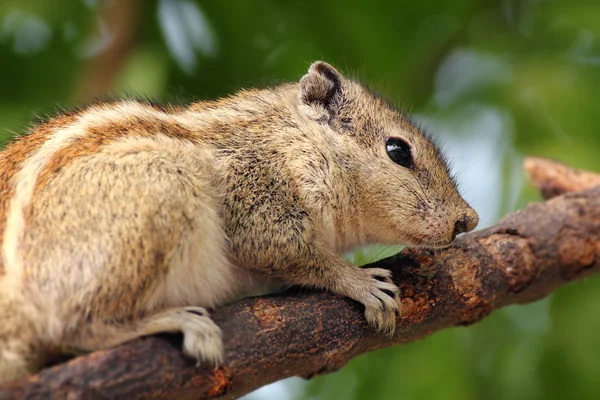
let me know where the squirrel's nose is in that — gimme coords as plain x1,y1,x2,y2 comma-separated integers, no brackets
451,210,479,240
451,219,467,240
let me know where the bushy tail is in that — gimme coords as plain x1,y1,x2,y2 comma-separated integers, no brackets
0,290,43,384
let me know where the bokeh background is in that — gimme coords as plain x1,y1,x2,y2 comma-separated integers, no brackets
2,0,600,399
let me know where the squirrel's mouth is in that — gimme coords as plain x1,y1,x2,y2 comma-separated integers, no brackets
402,233,454,249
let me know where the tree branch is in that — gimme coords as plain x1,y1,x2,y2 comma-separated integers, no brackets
2,159,600,400
75,0,141,102
525,156,600,199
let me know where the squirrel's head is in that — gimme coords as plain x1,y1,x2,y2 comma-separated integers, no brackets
298,61,479,248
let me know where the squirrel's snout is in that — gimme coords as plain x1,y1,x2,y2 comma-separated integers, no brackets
451,209,479,240
452,219,467,240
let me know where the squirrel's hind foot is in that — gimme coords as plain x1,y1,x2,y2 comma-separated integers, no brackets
64,306,224,368
178,307,224,367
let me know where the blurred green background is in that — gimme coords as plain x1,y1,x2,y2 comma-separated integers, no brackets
2,0,600,399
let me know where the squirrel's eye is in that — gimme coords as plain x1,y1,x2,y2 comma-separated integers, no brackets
386,138,413,168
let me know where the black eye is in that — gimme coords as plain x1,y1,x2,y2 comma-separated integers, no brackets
386,138,413,168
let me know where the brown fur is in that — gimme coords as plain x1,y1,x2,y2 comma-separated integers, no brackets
33,114,198,193
0,113,79,275
0,62,478,383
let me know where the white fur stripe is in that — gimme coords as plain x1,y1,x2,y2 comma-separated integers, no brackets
1,101,175,280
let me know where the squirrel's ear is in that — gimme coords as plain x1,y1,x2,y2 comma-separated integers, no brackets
299,61,343,116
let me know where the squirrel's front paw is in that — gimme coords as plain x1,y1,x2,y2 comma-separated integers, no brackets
354,268,401,336
178,307,224,367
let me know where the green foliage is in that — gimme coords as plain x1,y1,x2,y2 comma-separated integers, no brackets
1,1,600,399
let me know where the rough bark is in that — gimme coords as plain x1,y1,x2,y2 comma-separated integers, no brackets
1,158,600,400
525,156,600,199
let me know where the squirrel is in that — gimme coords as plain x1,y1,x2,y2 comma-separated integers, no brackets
0,61,478,383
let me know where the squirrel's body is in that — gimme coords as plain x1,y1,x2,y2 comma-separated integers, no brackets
0,62,478,383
